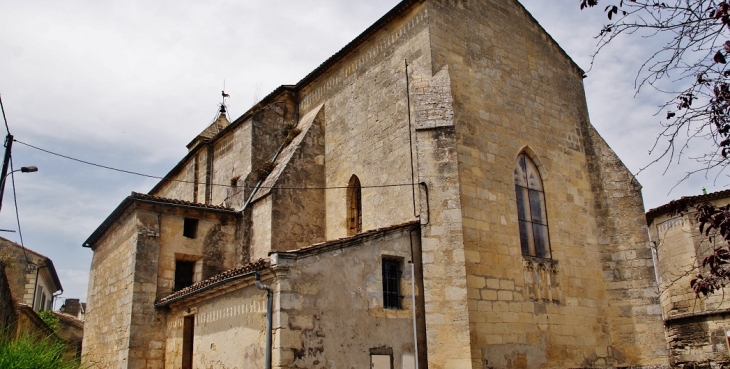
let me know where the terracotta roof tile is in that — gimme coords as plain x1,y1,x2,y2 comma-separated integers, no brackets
646,189,730,222
276,221,420,257
156,259,269,306
131,192,235,211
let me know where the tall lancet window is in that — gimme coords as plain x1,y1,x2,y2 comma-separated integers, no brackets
347,175,362,236
514,154,551,259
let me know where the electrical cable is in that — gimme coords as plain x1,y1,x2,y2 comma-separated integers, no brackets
14,138,417,191
0,95,9,135
9,156,31,265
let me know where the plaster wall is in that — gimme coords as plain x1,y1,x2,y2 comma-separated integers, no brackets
272,226,419,369
165,284,267,369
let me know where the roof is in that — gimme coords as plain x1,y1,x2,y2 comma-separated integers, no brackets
155,259,269,307
83,192,238,248
0,236,62,293
274,221,420,259
646,189,730,223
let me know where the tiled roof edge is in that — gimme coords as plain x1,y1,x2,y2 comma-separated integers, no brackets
273,221,420,259
155,259,269,307
646,189,730,222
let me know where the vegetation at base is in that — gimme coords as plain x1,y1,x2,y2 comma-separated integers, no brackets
0,333,82,369
37,310,59,333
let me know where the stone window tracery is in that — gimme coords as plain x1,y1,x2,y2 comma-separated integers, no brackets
514,153,551,259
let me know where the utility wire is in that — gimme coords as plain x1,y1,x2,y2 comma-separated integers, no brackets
15,138,417,191
0,95,10,135
9,156,30,265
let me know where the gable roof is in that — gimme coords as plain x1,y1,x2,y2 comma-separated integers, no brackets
83,192,238,249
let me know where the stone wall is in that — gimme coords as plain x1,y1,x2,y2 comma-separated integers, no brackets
426,0,667,367
0,262,17,338
82,212,137,368
650,196,730,366
297,3,429,240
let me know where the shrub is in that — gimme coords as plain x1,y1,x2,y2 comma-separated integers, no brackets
37,311,59,333
0,333,82,369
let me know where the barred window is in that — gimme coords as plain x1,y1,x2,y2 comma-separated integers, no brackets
514,154,551,259
382,258,402,309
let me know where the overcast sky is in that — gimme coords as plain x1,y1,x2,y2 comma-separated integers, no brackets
0,1,717,304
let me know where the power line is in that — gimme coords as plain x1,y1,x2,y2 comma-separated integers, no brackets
0,95,9,135
14,139,417,191
9,156,30,265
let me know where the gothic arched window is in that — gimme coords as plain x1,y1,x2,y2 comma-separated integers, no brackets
514,154,551,258
347,175,362,236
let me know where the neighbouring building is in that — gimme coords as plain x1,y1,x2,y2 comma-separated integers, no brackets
82,0,672,368
0,236,62,312
647,189,730,367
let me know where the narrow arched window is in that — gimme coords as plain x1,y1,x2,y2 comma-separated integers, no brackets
514,154,551,258
347,175,362,236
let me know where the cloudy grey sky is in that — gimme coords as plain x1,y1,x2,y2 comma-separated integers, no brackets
0,1,716,303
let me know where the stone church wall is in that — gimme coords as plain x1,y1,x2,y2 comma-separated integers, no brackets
427,0,667,367
294,3,430,240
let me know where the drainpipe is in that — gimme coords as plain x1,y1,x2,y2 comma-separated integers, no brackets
255,271,273,369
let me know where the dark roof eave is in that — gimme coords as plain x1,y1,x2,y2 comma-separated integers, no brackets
83,193,238,249
43,258,63,293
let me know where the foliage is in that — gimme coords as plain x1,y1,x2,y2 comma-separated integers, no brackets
0,251,15,269
0,333,81,369
668,199,730,296
37,310,59,333
582,1,730,298
581,0,730,180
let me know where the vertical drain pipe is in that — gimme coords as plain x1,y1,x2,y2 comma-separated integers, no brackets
255,271,273,369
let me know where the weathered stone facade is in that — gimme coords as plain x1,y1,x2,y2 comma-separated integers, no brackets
648,190,730,368
0,237,62,312
83,0,673,368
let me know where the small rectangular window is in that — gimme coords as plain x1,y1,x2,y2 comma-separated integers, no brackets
183,218,198,239
382,259,402,309
175,261,196,291
371,354,392,369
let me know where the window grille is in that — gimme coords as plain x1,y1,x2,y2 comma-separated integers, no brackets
382,259,402,309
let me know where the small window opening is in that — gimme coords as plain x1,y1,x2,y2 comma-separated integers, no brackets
347,175,362,236
175,261,196,291
183,218,199,239
382,258,402,309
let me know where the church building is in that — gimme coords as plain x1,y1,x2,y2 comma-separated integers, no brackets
82,0,671,368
